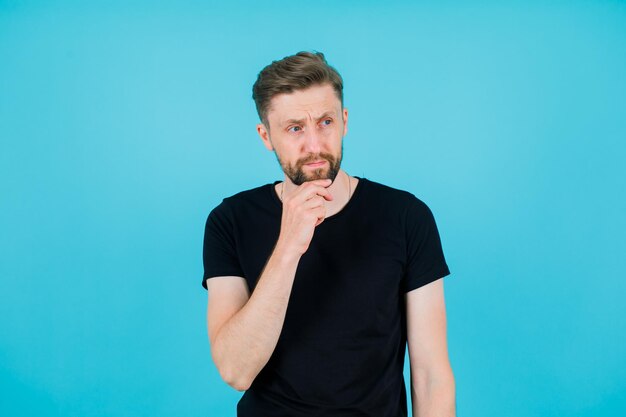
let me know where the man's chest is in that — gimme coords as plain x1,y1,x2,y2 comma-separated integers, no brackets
235,213,407,338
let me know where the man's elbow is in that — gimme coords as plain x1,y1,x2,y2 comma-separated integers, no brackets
226,377,251,392
217,364,253,392
211,340,255,391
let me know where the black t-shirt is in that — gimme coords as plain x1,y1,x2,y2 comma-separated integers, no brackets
202,177,450,417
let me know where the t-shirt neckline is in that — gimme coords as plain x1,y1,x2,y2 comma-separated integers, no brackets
269,176,366,223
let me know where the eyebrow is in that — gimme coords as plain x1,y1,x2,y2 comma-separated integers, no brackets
282,111,336,127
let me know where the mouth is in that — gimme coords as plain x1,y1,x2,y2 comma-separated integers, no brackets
304,160,327,168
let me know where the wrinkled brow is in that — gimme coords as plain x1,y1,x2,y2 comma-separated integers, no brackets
281,111,337,127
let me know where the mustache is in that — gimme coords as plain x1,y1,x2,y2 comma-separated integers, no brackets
296,153,336,166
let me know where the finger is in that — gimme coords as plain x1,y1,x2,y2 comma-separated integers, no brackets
313,206,326,226
308,186,333,201
306,179,332,187
305,183,334,200
302,195,326,209
318,189,334,201
296,184,333,203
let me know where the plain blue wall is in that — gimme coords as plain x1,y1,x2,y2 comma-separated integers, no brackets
1,1,625,416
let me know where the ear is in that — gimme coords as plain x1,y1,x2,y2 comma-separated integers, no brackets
256,122,274,151
342,108,349,137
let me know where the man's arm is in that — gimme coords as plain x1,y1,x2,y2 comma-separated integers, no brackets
206,244,300,391
405,278,456,417
206,180,333,391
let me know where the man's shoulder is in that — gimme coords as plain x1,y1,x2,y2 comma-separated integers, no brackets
222,182,275,204
361,177,426,208
210,181,278,219
360,178,437,229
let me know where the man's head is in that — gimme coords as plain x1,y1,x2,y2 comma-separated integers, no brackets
252,51,348,185
252,51,343,128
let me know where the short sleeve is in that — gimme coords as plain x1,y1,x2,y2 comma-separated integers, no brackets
201,200,245,290
402,196,451,292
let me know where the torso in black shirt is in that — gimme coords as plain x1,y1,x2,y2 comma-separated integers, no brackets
202,177,450,417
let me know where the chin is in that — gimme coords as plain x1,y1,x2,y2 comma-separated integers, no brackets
311,168,340,183
288,164,340,185
309,170,330,181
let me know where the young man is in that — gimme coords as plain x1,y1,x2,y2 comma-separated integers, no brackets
202,51,455,417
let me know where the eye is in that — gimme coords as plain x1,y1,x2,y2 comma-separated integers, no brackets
288,125,302,133
321,118,332,126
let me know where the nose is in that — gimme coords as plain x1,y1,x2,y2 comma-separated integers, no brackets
302,126,323,154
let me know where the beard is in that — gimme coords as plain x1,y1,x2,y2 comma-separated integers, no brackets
275,144,343,186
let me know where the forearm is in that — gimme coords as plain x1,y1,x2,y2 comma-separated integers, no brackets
211,242,301,390
411,367,456,417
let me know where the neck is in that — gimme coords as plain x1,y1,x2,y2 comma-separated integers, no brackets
280,169,354,217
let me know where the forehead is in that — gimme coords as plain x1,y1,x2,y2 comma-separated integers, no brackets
267,84,342,125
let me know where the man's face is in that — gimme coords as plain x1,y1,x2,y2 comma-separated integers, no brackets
257,83,348,185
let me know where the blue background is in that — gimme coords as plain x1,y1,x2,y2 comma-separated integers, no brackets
1,1,625,416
